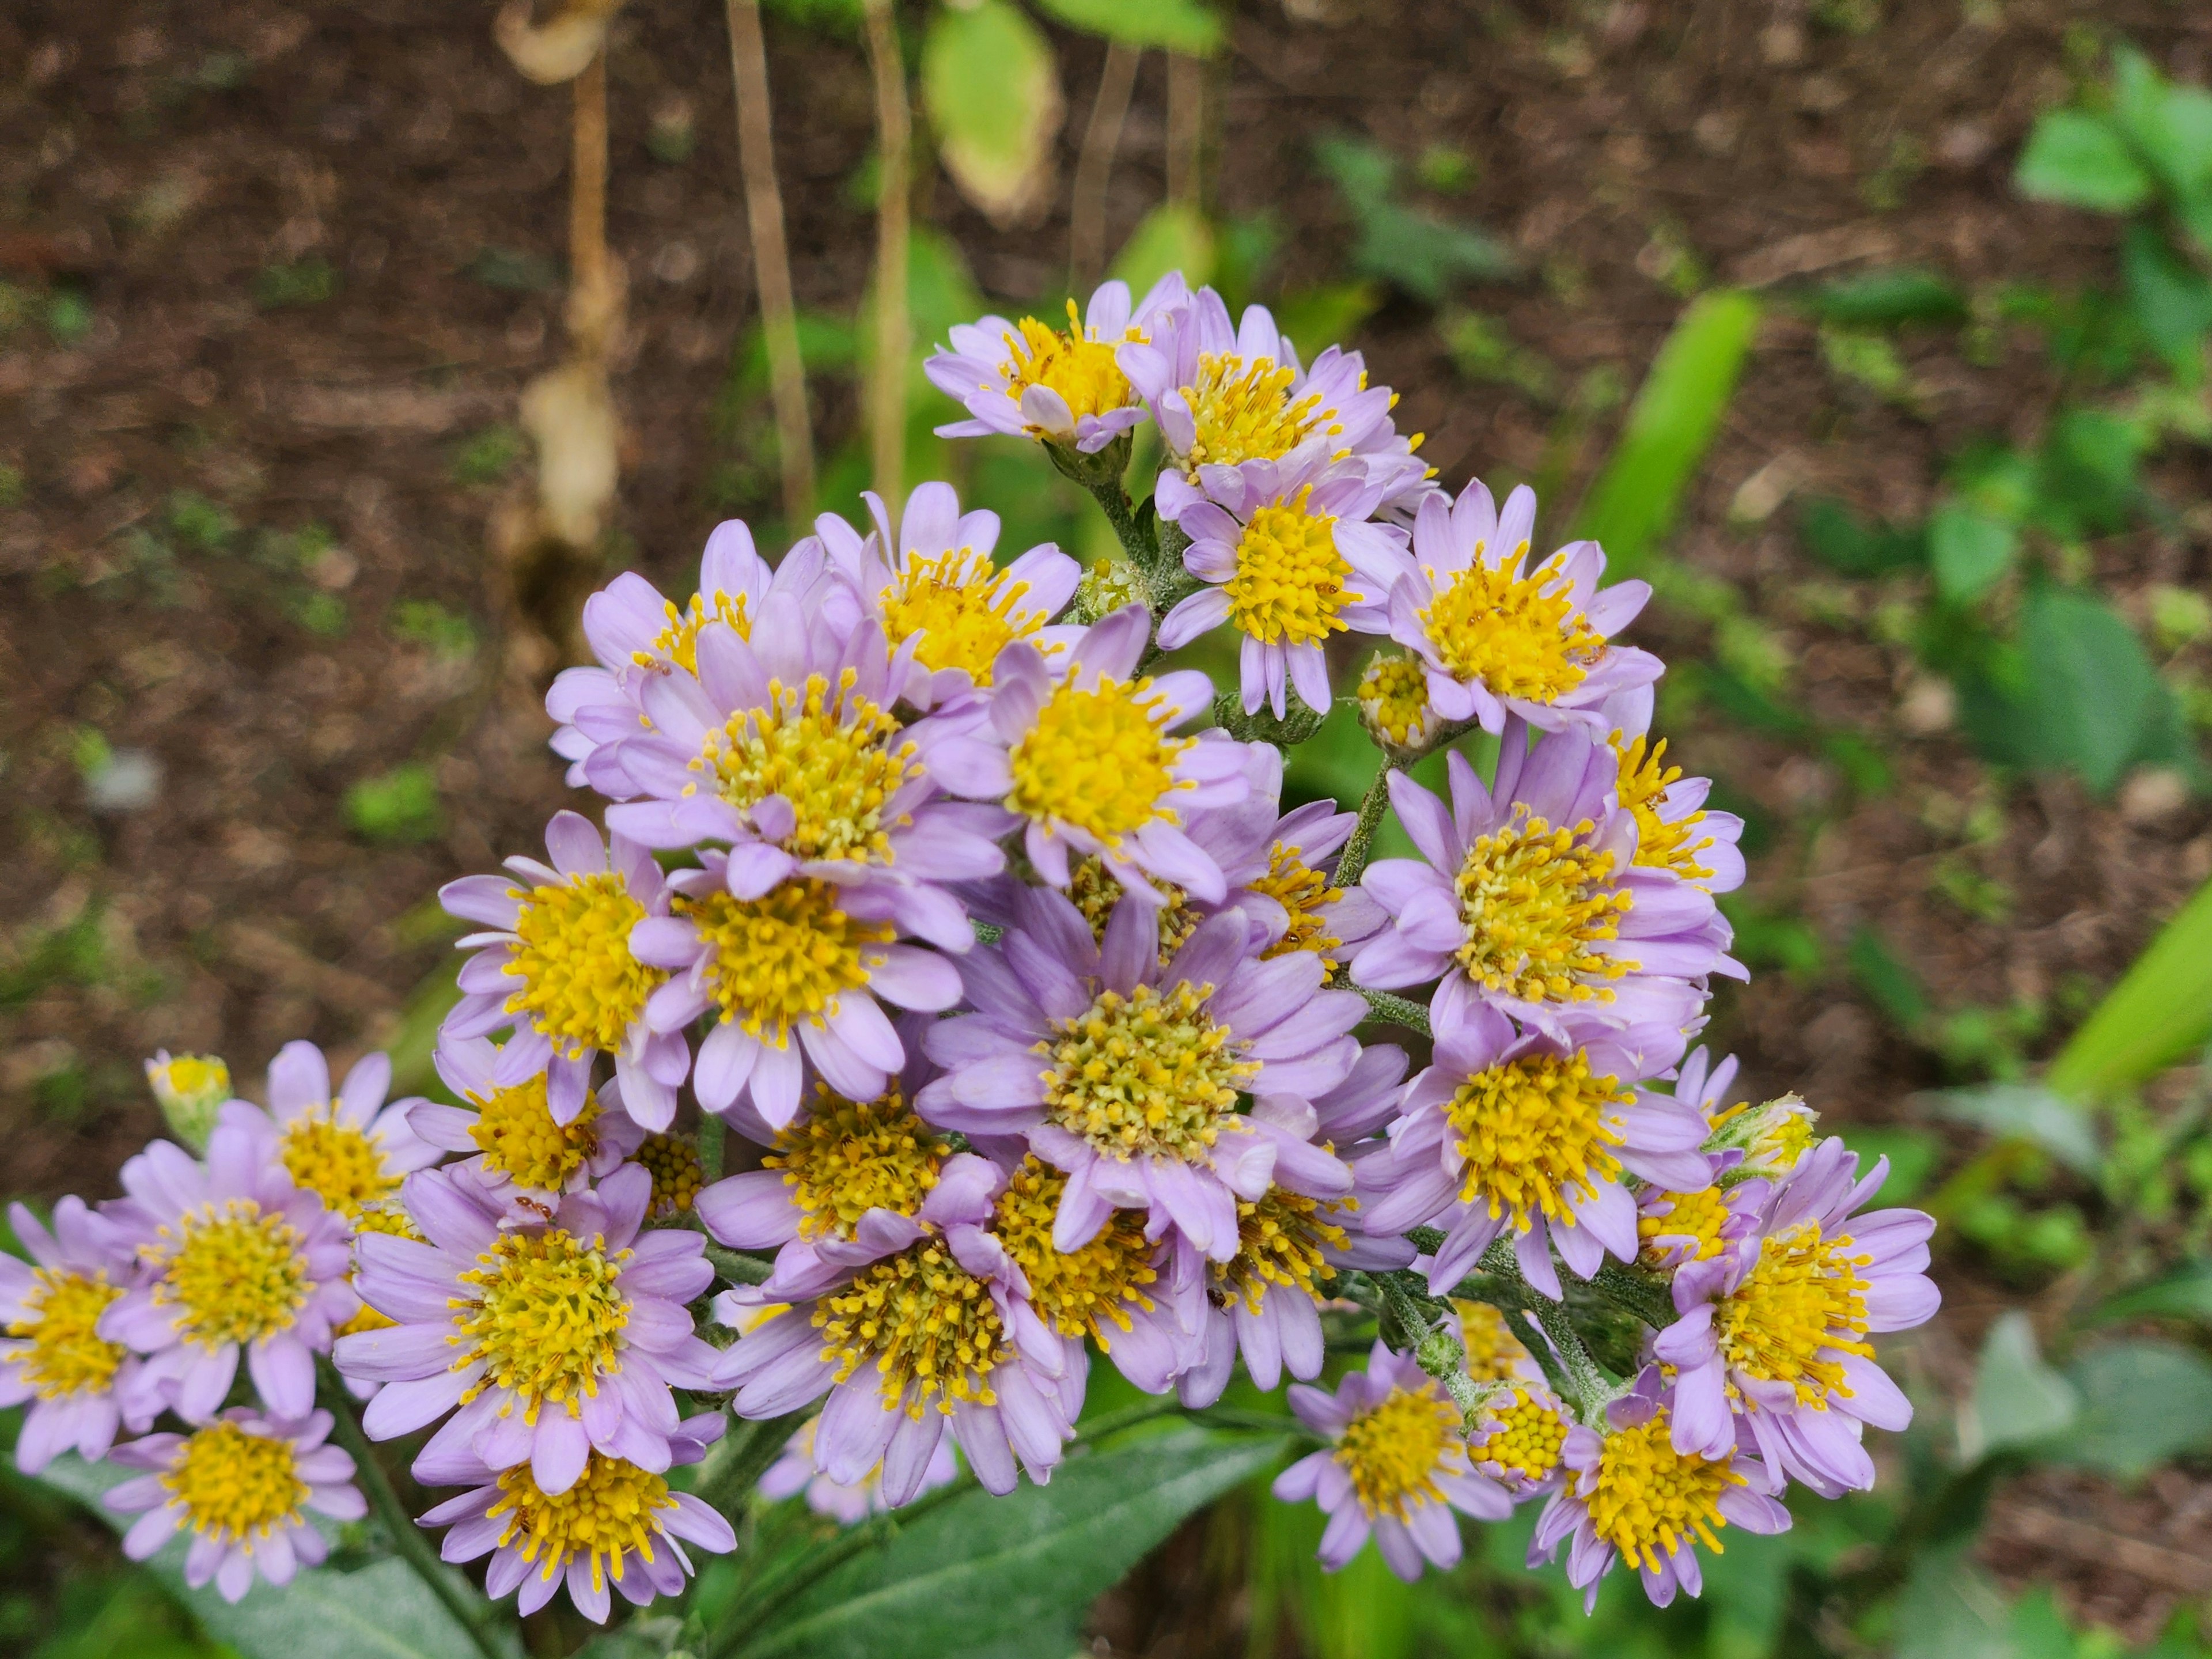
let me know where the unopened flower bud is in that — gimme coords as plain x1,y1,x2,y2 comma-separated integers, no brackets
144,1050,231,1153
1358,653,1440,756
1706,1093,1817,1184
1069,557,1146,626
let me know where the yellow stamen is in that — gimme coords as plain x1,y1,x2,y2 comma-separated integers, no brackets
814,1238,1007,1416
1006,675,1193,850
636,588,751,675
503,873,664,1060
879,547,1043,683
1249,841,1346,970
1417,550,1603,703
488,1453,676,1593
337,1203,419,1338
1470,1384,1568,1484
1585,1408,1744,1573
151,1200,309,1351
767,1087,945,1240
1182,353,1336,474
1335,1384,1459,1521
1443,1050,1629,1228
1454,1299,1532,1383
1638,1187,1734,1268
1612,732,1716,883
1215,1187,1347,1313
1714,1222,1874,1407
1041,983,1256,1161
636,1133,703,1218
1358,654,1434,749
162,1421,308,1549
1453,809,1634,1005
676,881,892,1048
278,1104,398,1217
1065,857,1198,964
467,1075,603,1194
8,1268,127,1397
452,1230,631,1423
991,1157,1158,1340
698,669,917,866
1001,301,1138,431
1224,491,1350,646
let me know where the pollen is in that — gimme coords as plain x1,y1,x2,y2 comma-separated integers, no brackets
278,1103,399,1217
1041,983,1256,1162
1066,857,1199,964
1214,1187,1347,1313
1713,1222,1874,1407
1471,1384,1568,1484
1358,654,1435,749
1181,353,1335,473
1416,550,1603,704
1612,733,1716,884
161,1421,309,1550
766,1086,945,1241
488,1452,675,1593
1638,1187,1734,1268
991,1156,1158,1342
503,873,664,1060
1452,809,1635,1006
1224,494,1350,647
635,587,751,675
466,1075,603,1194
879,547,1043,683
9,1268,127,1398
1002,300,1138,430
677,880,892,1048
813,1237,1009,1416
700,670,918,865
1006,675,1193,849
1443,1049,1629,1229
453,1229,631,1422
1335,1384,1460,1521
635,1132,703,1218
151,1200,310,1351
1585,1408,1744,1574
1454,1299,1532,1383
1249,841,1346,970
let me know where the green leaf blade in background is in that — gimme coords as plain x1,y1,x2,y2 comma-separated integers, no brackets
2058,1339,2212,1480
1032,0,1225,55
1927,502,2017,605
2015,109,2154,213
921,0,1063,226
1959,1311,2078,1463
2047,875,2212,1103
2013,585,2161,797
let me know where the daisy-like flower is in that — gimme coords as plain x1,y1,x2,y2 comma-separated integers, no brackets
713,1153,1079,1502
102,1125,356,1422
105,1408,364,1603
440,812,687,1129
418,1415,734,1624
334,1164,716,1495
759,1415,961,1524
919,889,1363,1264
633,1132,704,1219
1385,480,1660,738
2,1197,150,1472
1272,1342,1513,1581
925,274,1188,454
1357,1002,1711,1300
1530,1370,1790,1611
1156,451,1415,718
920,605,1254,905
404,1035,643,1202
817,483,1083,711
1351,726,1737,1043
1600,688,1745,896
1656,1137,1938,1498
1198,751,1388,974
217,1041,441,1221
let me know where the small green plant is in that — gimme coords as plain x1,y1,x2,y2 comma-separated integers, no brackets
388,599,478,660
164,491,237,552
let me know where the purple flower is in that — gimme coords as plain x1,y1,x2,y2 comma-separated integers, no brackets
714,1153,1079,1500
1355,1002,1710,1300
334,1164,717,1496
216,1040,441,1219
918,887,1363,1263
1600,687,1746,895
439,811,688,1128
1190,748,1388,973
1,1196,151,1472
1272,1342,1513,1581
1529,1370,1789,1611
418,1415,734,1623
1156,450,1416,718
406,1033,645,1201
1350,722,1737,1043
759,1414,962,1525
1385,479,1661,738
1655,1136,1938,1498
925,274,1188,453
105,1408,364,1602
102,1125,356,1422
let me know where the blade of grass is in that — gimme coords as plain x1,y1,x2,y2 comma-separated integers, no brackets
2047,876,2212,1103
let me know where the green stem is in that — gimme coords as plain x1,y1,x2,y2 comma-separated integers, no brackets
1082,476,1149,565
699,1111,726,1183
1332,757,1395,891
1355,987,1431,1036
699,1410,810,1516
320,1365,512,1659
707,1244,775,1286
1590,1260,1678,1330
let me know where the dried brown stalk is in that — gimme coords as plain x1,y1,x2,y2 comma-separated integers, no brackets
859,0,911,517
1069,42,1140,289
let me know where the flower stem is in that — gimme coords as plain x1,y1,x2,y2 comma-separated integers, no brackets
1332,758,1395,891
1081,475,1150,566
698,1409,810,1516
1355,986,1431,1036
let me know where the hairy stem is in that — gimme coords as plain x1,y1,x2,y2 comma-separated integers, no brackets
707,1243,775,1286
1332,758,1395,891
699,1109,726,1183
859,0,911,516
1068,41,1139,289
698,1409,810,1516
1083,476,1149,566
1355,986,1431,1036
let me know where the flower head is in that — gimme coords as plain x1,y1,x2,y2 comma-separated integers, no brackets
759,1414,960,1524
1357,653,1442,755
406,1034,645,1201
1602,690,1745,896
1463,1374,1571,1498
2,1196,150,1471
144,1052,230,1153
105,1408,363,1602
217,1041,441,1220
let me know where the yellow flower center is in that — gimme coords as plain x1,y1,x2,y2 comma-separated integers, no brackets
991,1157,1158,1340
1443,1050,1629,1229
636,588,752,675
699,669,918,865
1224,493,1350,647
338,1203,419,1338
487,1452,675,1593
1453,810,1635,1005
153,1200,309,1350
676,881,892,1048
9,1268,127,1398
148,1053,230,1110
1251,842,1346,970
1714,1222,1874,1407
453,1229,631,1422
1585,1408,1743,1573
1638,1187,1734,1268
1471,1384,1568,1484
467,1076,603,1194
1417,550,1603,703
814,1237,1008,1416
1335,1385,1459,1521
1041,983,1256,1161
1358,654,1433,747
635,1133,703,1218
766,1087,945,1241
161,1421,308,1548
1454,1298,1532,1383
503,873,664,1060
1182,353,1335,473
277,1104,397,1217
1006,675,1193,849
1612,733,1716,883
1215,1187,1347,1313
1066,857,1199,964
1002,301,1138,428
880,547,1043,684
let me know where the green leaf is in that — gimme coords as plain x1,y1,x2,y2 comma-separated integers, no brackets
2047,875,2212,1102
1893,1543,2015,1659
1273,282,1385,360
1925,1083,2101,1176
2015,585,2161,796
2059,1339,2212,1479
1111,202,1217,300
2122,224,2212,383
1847,925,1929,1033
2035,408,2143,539
1572,290,1761,577
2016,109,2153,213
2110,46,2212,200
2093,1264,2212,1324
1927,502,2017,604
736,1429,1286,1659
1959,1311,2078,1461
1838,1126,1942,1205
921,0,1062,225
1803,267,1969,328
1031,0,1224,54
1311,137,1516,304
1796,497,1926,576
